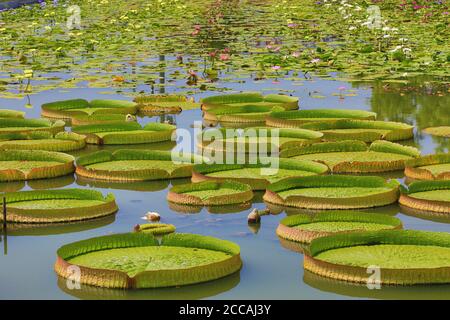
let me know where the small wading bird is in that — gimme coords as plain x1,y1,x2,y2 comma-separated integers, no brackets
142,212,161,222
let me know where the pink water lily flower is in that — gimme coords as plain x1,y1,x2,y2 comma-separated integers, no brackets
219,53,230,61
272,65,281,71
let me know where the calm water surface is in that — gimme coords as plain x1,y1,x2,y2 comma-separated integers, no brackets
0,73,449,300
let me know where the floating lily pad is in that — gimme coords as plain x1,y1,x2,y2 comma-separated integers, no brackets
134,95,200,115
399,180,450,214
72,122,175,145
0,118,65,135
41,99,137,122
71,114,135,126
167,180,253,206
76,149,205,182
282,140,420,173
297,119,414,142
277,211,402,244
405,154,450,181
263,175,399,209
0,131,86,152
204,105,285,127
0,150,75,182
304,230,450,285
199,127,323,154
192,158,329,190
135,223,176,236
0,109,25,119
423,126,450,138
1,189,117,223
266,109,377,127
201,92,299,111
55,233,242,289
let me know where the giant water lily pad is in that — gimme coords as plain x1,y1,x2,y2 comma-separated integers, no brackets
199,127,323,154
282,140,420,173
192,158,329,190
1,189,117,223
0,131,86,152
297,119,414,142
204,104,285,127
304,230,450,285
76,149,205,182
266,109,377,127
167,180,253,206
201,92,299,111
399,180,450,214
0,118,65,135
71,114,136,126
41,99,137,121
263,175,399,209
423,127,450,138
277,211,402,244
0,150,75,182
134,94,200,115
55,233,242,289
405,154,450,181
0,109,25,119
134,223,176,236
72,122,175,145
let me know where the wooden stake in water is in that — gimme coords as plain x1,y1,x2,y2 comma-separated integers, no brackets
2,197,6,230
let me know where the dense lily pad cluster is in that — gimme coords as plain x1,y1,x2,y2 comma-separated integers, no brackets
0,0,447,99
0,0,448,294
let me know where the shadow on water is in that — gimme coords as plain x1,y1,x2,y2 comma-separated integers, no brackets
304,271,450,300
57,272,240,300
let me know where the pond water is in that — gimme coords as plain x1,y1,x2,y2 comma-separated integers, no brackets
0,73,449,300
0,0,449,300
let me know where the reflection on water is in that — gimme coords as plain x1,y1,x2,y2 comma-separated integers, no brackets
5,215,116,237
278,237,308,254
76,176,171,192
0,175,75,192
57,272,240,300
168,201,252,215
304,270,450,300
265,203,402,217
399,206,450,225
68,140,176,158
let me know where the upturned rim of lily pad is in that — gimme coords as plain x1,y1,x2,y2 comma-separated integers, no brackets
1,188,117,223
276,210,402,244
55,232,242,289
304,230,450,285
